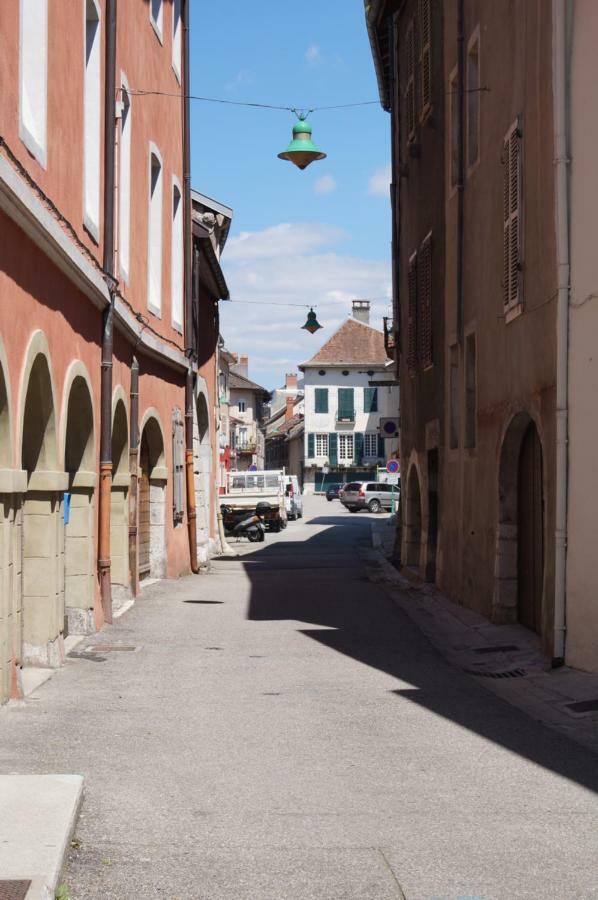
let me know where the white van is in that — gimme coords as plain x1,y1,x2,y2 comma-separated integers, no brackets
283,475,303,520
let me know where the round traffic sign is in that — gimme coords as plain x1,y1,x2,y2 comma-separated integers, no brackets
386,459,399,474
248,464,258,472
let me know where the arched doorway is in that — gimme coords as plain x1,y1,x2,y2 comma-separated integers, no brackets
20,338,66,667
405,464,422,568
138,413,166,581
0,347,16,703
63,368,95,634
495,413,545,632
194,390,212,563
111,394,129,598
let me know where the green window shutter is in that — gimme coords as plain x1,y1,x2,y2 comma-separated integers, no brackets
378,434,385,459
364,388,378,413
338,388,354,419
329,432,338,466
307,433,315,458
315,388,328,413
354,433,364,465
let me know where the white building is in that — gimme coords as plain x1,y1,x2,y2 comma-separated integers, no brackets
228,355,269,471
300,301,400,493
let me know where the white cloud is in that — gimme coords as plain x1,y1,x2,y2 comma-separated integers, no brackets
219,223,391,388
368,164,392,197
305,43,321,65
313,174,337,196
225,69,254,92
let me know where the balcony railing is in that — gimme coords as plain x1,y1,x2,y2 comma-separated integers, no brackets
236,441,256,454
335,409,355,423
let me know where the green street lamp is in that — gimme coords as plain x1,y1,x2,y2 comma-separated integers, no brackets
302,308,323,334
278,114,327,171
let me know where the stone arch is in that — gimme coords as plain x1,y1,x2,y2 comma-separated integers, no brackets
194,383,212,562
405,463,422,568
494,411,545,632
110,387,130,595
62,362,95,476
0,339,16,704
138,410,167,580
0,338,13,469
18,331,67,667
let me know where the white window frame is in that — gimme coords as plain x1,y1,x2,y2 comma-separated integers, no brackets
338,433,354,463
315,433,329,458
171,176,184,332
147,143,163,317
238,400,246,413
150,0,163,43
364,433,378,458
83,0,101,240
119,75,132,282
172,0,182,82
19,0,48,167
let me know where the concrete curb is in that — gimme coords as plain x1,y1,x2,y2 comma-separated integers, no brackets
0,774,84,899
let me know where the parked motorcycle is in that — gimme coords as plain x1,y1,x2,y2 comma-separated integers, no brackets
221,502,270,543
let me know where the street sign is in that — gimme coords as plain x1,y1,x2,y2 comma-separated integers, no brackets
248,464,257,472
380,417,399,438
386,459,400,474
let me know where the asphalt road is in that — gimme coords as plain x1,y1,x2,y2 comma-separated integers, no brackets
1,495,598,899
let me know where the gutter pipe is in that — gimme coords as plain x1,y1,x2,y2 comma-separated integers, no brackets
98,0,117,624
128,357,139,597
182,0,199,574
552,0,571,666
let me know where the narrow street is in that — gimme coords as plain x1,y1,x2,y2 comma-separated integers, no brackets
2,497,598,899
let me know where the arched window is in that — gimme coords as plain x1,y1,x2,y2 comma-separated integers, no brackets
20,0,48,165
172,0,182,80
119,81,131,280
84,0,101,238
171,181,183,330
148,146,163,315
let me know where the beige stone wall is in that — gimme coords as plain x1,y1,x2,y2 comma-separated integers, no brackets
22,492,64,668
65,489,94,633
0,496,21,703
110,487,129,591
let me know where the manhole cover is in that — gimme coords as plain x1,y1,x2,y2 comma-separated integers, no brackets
564,698,598,715
0,881,32,900
88,644,138,653
472,644,520,655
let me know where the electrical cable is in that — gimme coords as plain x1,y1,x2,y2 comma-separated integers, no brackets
126,89,379,113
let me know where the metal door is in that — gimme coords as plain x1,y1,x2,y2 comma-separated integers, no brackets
138,441,151,580
517,423,544,633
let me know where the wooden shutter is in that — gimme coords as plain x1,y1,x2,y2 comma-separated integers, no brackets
378,434,386,459
418,233,433,368
364,388,378,413
329,432,338,466
172,409,185,524
338,388,354,419
406,20,416,141
503,120,521,310
315,388,328,413
354,432,364,465
419,0,432,117
307,433,315,459
407,252,418,374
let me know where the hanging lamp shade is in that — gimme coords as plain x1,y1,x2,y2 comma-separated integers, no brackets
278,120,327,170
302,308,323,334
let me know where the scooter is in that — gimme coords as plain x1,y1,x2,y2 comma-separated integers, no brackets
221,502,269,543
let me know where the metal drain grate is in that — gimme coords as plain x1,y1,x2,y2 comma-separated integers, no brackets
88,644,138,653
464,667,527,679
564,698,598,715
0,881,32,900
472,644,520,655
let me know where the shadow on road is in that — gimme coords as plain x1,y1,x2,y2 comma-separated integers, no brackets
212,508,598,796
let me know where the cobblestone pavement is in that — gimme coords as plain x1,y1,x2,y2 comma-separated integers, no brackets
1,496,598,899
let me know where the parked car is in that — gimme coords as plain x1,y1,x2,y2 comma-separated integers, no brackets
284,475,303,520
340,481,399,514
325,482,345,502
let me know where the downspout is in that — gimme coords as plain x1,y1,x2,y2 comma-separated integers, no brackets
456,0,465,342
98,0,117,624
182,0,199,573
552,0,571,666
128,357,139,597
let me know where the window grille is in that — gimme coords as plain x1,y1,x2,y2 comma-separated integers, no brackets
405,20,416,141
419,0,432,117
172,409,185,524
364,433,378,458
338,433,354,462
503,120,522,311
315,433,329,457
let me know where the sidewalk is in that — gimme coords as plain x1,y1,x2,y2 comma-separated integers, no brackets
369,516,598,756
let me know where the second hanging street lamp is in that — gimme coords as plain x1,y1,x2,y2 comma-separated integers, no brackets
278,113,327,170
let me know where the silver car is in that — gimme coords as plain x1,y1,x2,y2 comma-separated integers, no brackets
340,481,399,514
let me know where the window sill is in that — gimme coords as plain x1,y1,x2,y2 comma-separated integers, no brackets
505,302,523,324
83,214,100,246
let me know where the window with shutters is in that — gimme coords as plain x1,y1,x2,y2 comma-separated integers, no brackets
418,233,433,369
465,332,477,449
467,32,480,169
338,433,354,463
337,388,354,421
407,252,418,375
172,409,184,524
84,0,101,239
148,146,163,315
419,0,432,120
364,388,378,413
364,433,378,458
19,0,48,166
449,67,459,191
503,119,522,313
315,433,329,458
314,388,328,414
405,20,416,142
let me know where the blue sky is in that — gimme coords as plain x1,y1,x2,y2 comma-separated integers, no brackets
189,1,391,389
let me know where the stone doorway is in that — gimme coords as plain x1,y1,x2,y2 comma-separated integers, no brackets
405,464,422,568
194,391,212,563
111,395,129,598
138,414,166,581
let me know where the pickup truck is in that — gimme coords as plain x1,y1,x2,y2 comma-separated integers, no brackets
220,470,287,532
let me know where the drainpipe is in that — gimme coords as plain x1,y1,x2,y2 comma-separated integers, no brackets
552,0,571,666
182,0,199,573
128,357,139,597
98,0,117,624
456,0,465,342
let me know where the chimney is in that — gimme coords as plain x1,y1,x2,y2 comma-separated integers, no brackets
285,396,295,421
352,299,370,325
235,354,249,377
285,373,298,391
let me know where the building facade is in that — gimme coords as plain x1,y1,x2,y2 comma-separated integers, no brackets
300,302,400,493
367,1,561,658
228,357,269,471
